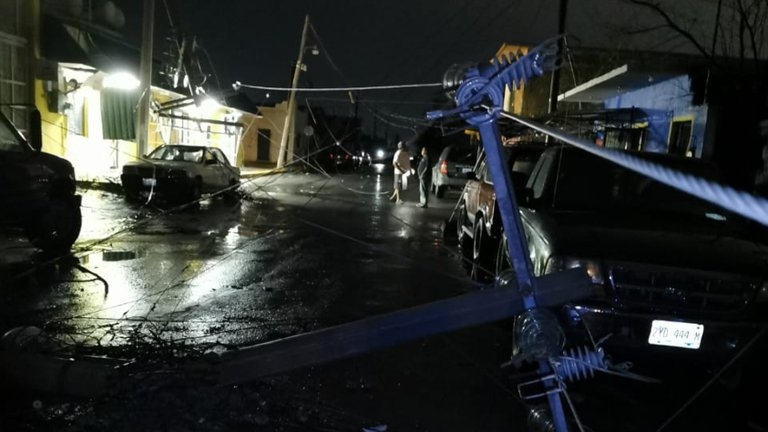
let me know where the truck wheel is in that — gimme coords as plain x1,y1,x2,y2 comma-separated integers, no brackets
25,196,82,256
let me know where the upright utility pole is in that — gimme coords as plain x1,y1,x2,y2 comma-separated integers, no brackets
548,0,567,114
137,0,155,156
276,14,310,169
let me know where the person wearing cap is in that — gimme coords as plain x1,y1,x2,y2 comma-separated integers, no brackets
389,141,412,204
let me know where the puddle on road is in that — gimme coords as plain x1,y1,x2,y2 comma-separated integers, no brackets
81,248,147,264
101,250,139,261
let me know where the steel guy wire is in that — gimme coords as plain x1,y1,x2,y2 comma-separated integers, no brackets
493,107,768,227
654,325,768,432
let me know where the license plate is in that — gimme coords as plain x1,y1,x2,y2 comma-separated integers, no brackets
460,167,473,173
142,178,157,187
648,320,704,349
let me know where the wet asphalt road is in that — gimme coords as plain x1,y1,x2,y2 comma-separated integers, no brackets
0,165,766,432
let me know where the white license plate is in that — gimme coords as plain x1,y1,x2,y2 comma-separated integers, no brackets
142,178,157,187
648,320,704,349
460,167,473,173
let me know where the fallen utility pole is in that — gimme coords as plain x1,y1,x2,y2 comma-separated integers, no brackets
215,268,589,385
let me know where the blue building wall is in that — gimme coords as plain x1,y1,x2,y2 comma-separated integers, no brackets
604,75,708,157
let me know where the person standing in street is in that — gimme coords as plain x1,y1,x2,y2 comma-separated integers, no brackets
416,146,430,208
389,141,411,204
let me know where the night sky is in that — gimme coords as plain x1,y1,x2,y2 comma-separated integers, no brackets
109,0,720,136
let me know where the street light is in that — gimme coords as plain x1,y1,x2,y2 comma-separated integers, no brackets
276,15,318,169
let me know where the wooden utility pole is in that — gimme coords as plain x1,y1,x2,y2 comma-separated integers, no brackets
548,0,567,114
277,14,310,169
137,0,154,156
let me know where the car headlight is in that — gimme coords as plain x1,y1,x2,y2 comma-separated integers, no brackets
545,256,606,298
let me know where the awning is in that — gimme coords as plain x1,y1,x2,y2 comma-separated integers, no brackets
558,64,681,103
41,14,157,78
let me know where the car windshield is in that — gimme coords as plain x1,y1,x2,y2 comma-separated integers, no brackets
148,146,204,163
551,149,730,221
447,145,476,164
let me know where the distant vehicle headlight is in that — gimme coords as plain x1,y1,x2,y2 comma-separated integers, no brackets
376,149,385,159
757,281,768,303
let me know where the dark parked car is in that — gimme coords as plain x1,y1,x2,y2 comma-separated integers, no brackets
431,143,477,198
0,110,81,256
462,144,768,380
121,144,241,203
330,147,355,171
455,141,547,281
352,150,372,170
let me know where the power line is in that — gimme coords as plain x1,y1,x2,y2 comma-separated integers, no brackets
234,81,442,92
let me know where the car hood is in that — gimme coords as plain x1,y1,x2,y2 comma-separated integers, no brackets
524,210,768,275
0,150,75,178
123,159,193,169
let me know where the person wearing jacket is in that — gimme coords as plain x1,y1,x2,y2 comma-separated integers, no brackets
416,146,430,208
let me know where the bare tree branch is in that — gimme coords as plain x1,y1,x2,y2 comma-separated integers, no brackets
625,0,713,58
620,23,672,36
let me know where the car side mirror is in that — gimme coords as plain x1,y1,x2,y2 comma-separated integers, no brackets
28,109,42,152
515,186,531,206
510,171,530,205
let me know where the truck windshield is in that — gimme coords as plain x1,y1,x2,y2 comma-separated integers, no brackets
551,149,729,221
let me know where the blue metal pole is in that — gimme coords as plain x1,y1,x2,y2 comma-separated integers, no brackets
476,120,570,432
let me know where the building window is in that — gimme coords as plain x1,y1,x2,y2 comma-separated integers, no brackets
0,17,29,131
668,119,693,156
605,127,646,151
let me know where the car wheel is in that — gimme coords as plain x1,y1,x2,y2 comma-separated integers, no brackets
470,217,497,283
455,203,472,273
435,185,446,198
456,202,468,245
495,232,512,276
123,188,142,203
224,179,241,201
25,196,82,257
189,178,202,202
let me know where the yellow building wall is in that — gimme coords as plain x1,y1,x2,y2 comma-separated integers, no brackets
241,103,286,166
36,76,267,180
494,44,529,115
35,80,67,156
